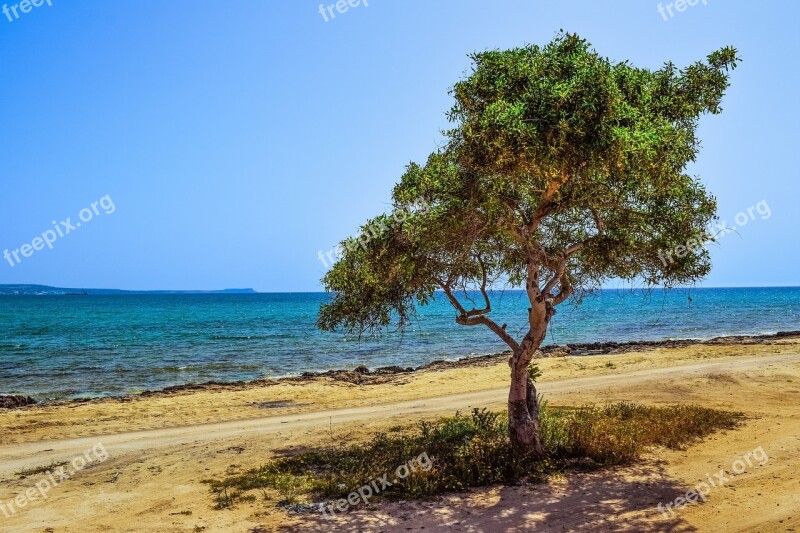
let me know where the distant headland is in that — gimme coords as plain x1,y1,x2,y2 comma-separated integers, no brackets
0,284,258,295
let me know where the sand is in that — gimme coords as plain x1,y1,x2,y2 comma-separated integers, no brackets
0,336,799,532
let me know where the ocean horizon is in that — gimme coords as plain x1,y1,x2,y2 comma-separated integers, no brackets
1,286,799,401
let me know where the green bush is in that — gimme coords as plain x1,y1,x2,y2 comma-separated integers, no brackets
207,402,743,509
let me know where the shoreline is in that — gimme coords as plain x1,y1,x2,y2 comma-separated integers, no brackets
4,330,798,409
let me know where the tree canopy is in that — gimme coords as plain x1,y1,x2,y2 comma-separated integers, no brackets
318,32,739,342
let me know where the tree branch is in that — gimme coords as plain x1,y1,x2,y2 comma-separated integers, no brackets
438,279,468,315
527,169,570,232
438,280,519,352
552,273,573,305
590,206,605,234
543,207,604,296
468,254,492,317
524,261,541,307
457,314,520,352
541,256,568,297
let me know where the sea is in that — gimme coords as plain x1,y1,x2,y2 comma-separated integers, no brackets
1,287,798,401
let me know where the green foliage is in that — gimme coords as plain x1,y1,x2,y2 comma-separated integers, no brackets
207,403,743,508
318,32,739,338
528,362,543,382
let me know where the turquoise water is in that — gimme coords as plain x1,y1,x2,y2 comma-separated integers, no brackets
1,288,798,400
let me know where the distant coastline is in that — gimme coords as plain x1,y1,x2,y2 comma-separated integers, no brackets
3,284,799,297
0,284,258,296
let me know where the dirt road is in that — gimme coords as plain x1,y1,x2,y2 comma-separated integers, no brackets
1,352,798,478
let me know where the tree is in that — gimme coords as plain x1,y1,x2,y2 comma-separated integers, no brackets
318,32,739,454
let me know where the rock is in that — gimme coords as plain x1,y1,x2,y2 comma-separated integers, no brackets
0,395,37,409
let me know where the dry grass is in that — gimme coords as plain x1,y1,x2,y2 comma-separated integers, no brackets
206,402,743,509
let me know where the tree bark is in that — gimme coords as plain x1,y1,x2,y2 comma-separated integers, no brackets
507,291,552,456
508,348,545,456
438,264,559,457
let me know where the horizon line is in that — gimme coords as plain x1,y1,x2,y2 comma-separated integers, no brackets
2,283,800,294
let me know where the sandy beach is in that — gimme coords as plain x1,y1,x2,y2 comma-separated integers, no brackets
0,334,797,531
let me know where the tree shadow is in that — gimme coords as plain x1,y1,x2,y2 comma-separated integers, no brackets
273,458,698,532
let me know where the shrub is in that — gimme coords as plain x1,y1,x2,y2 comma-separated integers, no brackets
207,402,743,509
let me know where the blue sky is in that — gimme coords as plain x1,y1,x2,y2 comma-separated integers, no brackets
0,0,797,291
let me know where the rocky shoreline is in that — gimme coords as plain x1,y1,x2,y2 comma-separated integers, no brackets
3,330,798,409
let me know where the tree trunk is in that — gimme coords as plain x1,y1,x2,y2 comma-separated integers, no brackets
508,354,545,456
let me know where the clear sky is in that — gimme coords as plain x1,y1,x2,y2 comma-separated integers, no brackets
0,0,797,292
